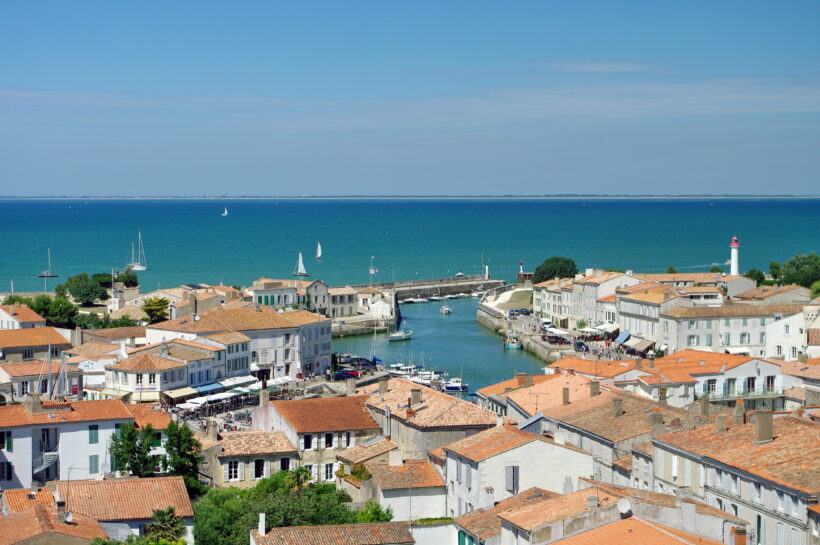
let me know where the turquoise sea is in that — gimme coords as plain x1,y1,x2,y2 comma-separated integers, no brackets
1,198,817,391
1,199,818,293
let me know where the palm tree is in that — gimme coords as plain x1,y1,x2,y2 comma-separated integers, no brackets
145,506,185,541
285,466,311,494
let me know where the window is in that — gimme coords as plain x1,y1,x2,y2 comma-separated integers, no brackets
0,431,11,451
280,457,290,471
19,381,30,396
746,377,756,392
254,459,266,479
740,333,750,344
777,491,785,511
759,332,766,343
325,433,334,449
227,460,240,481
723,333,731,345
325,463,335,481
303,434,312,450
688,320,697,330
505,465,519,494
687,335,699,346
88,425,99,444
22,348,34,360
777,522,784,545
784,324,791,335
706,334,713,345
89,455,99,474
707,379,717,393
731,474,739,493
136,374,143,385
725,319,731,326
0,461,12,481
754,483,762,503
777,345,783,357
39,380,47,394
344,432,351,448
148,374,156,385
791,347,798,359
457,458,463,483
303,464,313,480
766,376,776,391
742,318,748,326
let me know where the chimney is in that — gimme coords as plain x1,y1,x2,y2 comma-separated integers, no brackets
733,527,747,545
29,483,37,500
649,409,666,435
647,358,655,369
589,381,600,397
562,387,570,405
754,406,773,444
345,378,356,397
378,377,389,394
410,388,422,406
586,496,599,509
659,387,667,404
567,368,575,375
259,388,270,407
733,399,746,425
716,414,728,433
635,358,642,370
257,512,266,536
27,392,42,414
612,398,623,417
56,500,66,524
496,414,504,427
525,375,533,387
389,447,403,467
207,420,218,441
699,396,710,416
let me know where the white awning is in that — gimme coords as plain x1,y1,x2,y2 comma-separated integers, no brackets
595,323,619,334
219,375,256,388
546,327,570,337
624,337,643,349
725,347,751,355
579,327,600,334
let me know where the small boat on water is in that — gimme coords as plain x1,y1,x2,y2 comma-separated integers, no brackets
444,294,458,300
388,363,419,376
471,291,485,298
456,292,469,298
404,297,428,304
38,249,58,279
388,328,413,342
293,252,308,277
442,377,468,392
221,207,229,216
428,296,445,301
505,332,522,350
440,304,452,315
316,241,322,260
128,232,148,271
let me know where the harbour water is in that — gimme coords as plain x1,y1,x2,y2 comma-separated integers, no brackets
334,297,545,392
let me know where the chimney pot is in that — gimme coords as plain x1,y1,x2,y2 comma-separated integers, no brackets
525,375,533,387
635,358,642,370
259,388,270,407
589,381,600,397
754,406,774,444
410,388,422,406
345,378,356,397
733,399,746,425
587,496,599,509
699,396,710,416
378,377,389,394
56,500,66,524
562,387,570,405
716,414,728,433
258,512,266,536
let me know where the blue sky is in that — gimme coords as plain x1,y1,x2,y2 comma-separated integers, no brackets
1,1,819,195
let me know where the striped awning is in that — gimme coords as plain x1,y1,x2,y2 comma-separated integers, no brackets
164,386,198,399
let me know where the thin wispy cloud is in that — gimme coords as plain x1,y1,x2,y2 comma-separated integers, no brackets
536,61,660,73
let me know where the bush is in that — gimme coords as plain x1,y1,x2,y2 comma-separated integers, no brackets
532,257,578,284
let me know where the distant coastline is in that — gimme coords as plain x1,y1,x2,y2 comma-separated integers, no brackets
1,194,819,201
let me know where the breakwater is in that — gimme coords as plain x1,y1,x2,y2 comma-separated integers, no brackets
350,274,505,301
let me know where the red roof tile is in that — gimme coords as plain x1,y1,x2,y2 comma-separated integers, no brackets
271,395,380,433
365,459,445,490
551,517,723,545
56,476,194,520
0,399,135,428
125,403,172,430
251,522,413,545
442,425,546,462
2,487,55,513
0,304,45,324
0,504,107,545
0,327,70,349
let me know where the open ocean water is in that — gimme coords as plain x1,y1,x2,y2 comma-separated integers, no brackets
1,198,817,390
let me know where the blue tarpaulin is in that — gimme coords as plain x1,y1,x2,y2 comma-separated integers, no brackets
195,383,224,394
615,331,630,344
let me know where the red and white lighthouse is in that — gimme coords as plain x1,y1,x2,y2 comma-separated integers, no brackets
729,236,740,276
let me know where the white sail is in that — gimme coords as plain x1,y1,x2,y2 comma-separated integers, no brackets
129,232,147,270
316,241,322,260
222,207,228,216
293,252,308,276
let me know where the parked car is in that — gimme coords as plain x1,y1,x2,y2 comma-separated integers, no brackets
333,370,358,381
574,340,589,352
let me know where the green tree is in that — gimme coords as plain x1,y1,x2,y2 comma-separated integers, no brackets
744,269,766,287
354,500,393,523
532,257,578,284
193,487,253,545
92,273,114,289
770,261,782,283
781,252,820,288
284,466,311,494
710,266,723,273
162,421,203,490
109,422,156,477
811,280,820,299
2,294,34,306
145,507,186,541
118,268,140,287
143,296,170,323
47,296,79,328
667,266,678,274
66,273,108,305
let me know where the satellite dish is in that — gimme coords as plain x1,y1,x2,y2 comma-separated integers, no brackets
64,511,74,523
617,498,632,517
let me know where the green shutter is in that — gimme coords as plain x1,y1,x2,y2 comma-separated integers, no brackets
152,432,162,447
89,425,99,444
458,531,466,545
89,455,99,474
114,423,122,437
5,432,12,452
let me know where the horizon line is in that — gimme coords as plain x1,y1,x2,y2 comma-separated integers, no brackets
1,194,820,201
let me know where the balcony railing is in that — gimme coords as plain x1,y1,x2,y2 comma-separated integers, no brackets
697,387,783,401
33,448,59,474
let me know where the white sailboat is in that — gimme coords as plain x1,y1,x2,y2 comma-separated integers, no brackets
315,241,322,260
38,249,58,278
128,232,148,271
293,252,308,277
221,207,229,217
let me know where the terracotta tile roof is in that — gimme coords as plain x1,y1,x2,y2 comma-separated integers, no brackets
619,287,679,305
454,487,558,539
129,339,221,359
67,341,121,358
0,504,107,545
0,360,81,377
271,395,380,433
635,374,673,385
106,352,186,371
203,331,251,344
550,517,723,545
575,272,626,285
633,442,653,455
616,281,665,294
109,306,149,321
2,487,55,513
0,399,134,428
476,374,555,398
779,361,820,380
0,327,69,349
541,389,710,443
499,488,621,530
734,284,808,300
547,357,636,379
809,330,820,346
151,307,328,333
505,373,595,417
662,304,804,319
125,403,172,430
612,455,633,471
636,272,739,284
533,277,573,289
785,386,807,401
359,379,502,429
251,522,414,545
56,476,194,520
0,304,45,323
217,430,296,457
328,286,359,295
442,425,546,462
810,504,820,515
86,326,146,339
337,439,397,465
655,349,753,369
427,446,446,462
597,294,617,303
655,416,820,493
365,459,445,490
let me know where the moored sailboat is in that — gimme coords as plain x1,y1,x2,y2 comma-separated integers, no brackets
293,252,308,277
128,232,148,271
